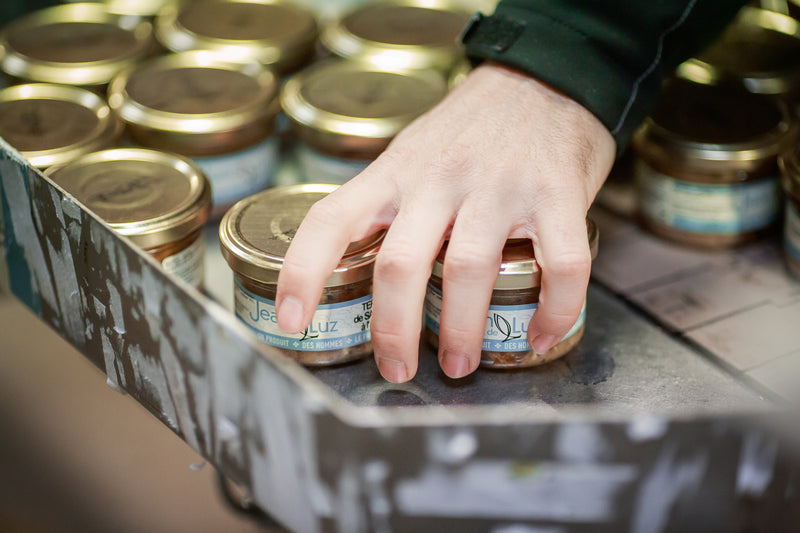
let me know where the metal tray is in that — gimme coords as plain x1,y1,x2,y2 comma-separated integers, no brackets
2,141,798,532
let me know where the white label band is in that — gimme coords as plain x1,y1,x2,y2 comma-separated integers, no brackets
161,236,204,288
234,280,372,351
785,200,800,262
194,136,279,207
296,144,371,185
636,163,780,234
424,284,585,352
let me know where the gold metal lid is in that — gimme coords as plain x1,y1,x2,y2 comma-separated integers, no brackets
102,0,173,17
0,83,123,169
320,0,471,72
220,183,384,287
633,79,792,174
676,7,800,95
108,50,279,151
0,3,154,87
281,60,447,157
46,148,211,249
156,0,318,74
432,219,599,290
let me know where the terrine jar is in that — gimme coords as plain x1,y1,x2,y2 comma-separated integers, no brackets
155,0,318,75
108,51,281,218
632,79,792,248
320,0,471,73
0,2,154,90
0,83,122,169
219,184,382,366
281,60,447,184
779,145,800,279
46,148,211,288
676,7,800,102
424,220,599,369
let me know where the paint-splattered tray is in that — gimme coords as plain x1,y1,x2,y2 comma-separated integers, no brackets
2,142,797,532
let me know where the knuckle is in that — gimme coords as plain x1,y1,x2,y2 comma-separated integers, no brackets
426,143,473,182
304,194,348,225
544,250,591,280
443,244,500,282
375,243,425,282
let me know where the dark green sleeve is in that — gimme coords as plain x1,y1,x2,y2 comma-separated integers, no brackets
460,0,749,152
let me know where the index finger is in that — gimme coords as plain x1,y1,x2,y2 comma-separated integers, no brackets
276,178,394,334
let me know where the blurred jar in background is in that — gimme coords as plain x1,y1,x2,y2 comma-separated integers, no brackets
779,143,800,278
0,83,122,169
0,2,154,90
156,0,318,76
319,0,472,75
47,148,211,288
281,60,447,184
60,0,172,18
676,6,800,111
633,78,793,248
108,51,281,218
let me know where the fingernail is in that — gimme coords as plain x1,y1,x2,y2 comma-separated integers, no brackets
531,334,558,354
277,296,304,333
441,350,472,379
376,357,408,383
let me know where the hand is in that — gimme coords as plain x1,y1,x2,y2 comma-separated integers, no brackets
275,62,616,382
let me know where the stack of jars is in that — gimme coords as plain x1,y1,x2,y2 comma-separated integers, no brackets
631,5,800,279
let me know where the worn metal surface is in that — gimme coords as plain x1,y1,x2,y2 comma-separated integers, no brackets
2,140,800,532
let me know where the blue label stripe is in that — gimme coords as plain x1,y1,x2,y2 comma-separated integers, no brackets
241,321,371,351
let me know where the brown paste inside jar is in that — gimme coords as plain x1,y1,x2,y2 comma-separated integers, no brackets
143,228,202,263
236,275,373,366
424,274,586,369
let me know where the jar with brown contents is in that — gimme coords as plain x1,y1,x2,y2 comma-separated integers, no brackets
155,0,318,75
779,145,800,279
46,148,211,288
633,79,793,248
0,83,122,170
219,184,382,366
423,220,598,369
0,2,154,91
108,51,281,218
280,60,447,184
675,7,800,103
320,0,472,74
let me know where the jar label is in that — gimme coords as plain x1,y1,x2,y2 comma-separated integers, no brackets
636,164,780,234
195,137,278,207
424,284,585,353
785,200,800,262
296,144,371,185
234,280,372,351
161,235,204,288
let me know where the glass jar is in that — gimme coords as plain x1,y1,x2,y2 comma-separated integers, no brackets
676,7,800,103
423,220,598,370
632,79,793,248
779,145,800,279
155,0,319,75
0,83,123,169
319,0,471,74
280,60,447,184
219,183,383,366
107,51,281,218
423,220,599,369
0,2,154,90
46,148,211,288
